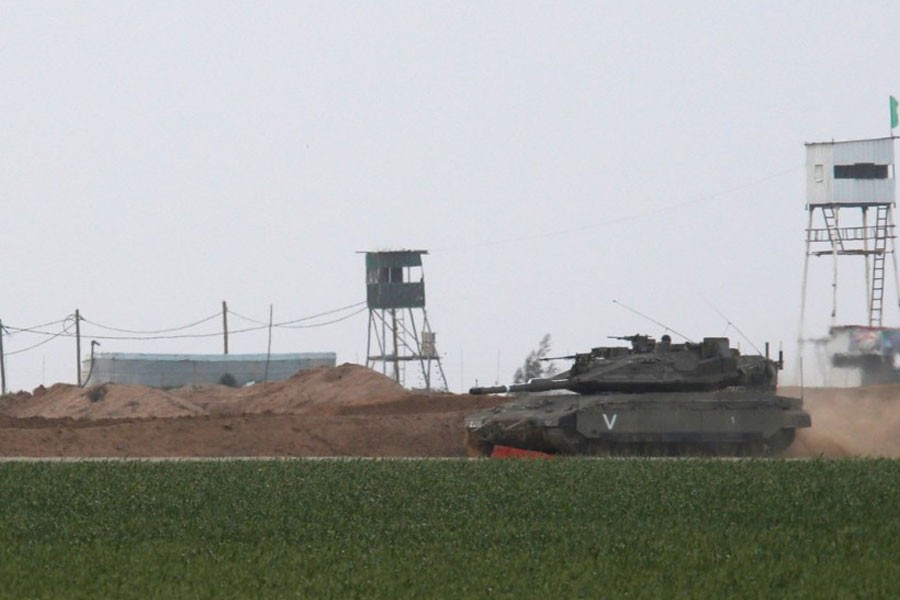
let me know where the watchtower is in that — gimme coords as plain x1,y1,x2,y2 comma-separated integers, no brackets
362,250,447,391
799,137,900,383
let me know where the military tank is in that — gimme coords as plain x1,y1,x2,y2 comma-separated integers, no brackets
465,334,811,457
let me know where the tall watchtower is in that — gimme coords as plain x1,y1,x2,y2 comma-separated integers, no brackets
800,137,897,328
362,250,447,391
799,137,900,384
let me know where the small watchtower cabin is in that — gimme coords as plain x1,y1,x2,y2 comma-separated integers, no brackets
363,250,447,391
799,137,900,384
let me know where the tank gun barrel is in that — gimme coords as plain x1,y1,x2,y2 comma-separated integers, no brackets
469,377,573,395
468,385,510,395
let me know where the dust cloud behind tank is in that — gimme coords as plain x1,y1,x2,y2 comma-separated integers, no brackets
466,334,811,457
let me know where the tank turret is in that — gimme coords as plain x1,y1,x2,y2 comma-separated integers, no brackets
470,334,781,396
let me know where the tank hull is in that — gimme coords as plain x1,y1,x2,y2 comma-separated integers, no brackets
465,391,811,457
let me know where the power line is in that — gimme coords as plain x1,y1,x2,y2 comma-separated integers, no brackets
228,301,367,328
72,324,268,342
1,299,369,352
274,301,367,327
4,316,73,336
6,321,75,356
82,312,221,334
226,308,271,326
276,306,368,329
433,163,803,252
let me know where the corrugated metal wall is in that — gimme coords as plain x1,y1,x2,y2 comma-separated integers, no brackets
81,352,336,388
806,137,895,205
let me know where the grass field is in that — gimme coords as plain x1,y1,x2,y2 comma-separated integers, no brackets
1,458,899,599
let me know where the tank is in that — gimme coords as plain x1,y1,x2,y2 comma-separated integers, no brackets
465,334,811,457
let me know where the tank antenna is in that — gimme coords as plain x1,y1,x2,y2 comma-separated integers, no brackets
612,300,694,342
699,295,763,355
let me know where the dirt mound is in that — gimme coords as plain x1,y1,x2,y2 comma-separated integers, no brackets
782,385,900,458
283,362,408,406
0,364,410,421
165,363,411,417
229,363,409,415
0,363,470,457
1,383,205,420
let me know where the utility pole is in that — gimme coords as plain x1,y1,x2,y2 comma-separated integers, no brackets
75,309,82,387
0,319,6,395
222,300,229,355
264,304,273,383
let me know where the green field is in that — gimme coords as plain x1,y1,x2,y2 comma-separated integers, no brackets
1,459,899,599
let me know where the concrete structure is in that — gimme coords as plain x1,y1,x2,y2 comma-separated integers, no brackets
81,352,336,388
828,325,900,385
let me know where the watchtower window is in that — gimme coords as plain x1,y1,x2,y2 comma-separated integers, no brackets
367,267,406,284
834,163,889,180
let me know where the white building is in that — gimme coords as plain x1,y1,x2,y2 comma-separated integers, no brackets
81,352,336,388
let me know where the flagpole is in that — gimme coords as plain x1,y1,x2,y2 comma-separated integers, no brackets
891,95,899,139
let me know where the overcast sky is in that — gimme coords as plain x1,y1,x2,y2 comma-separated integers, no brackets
2,1,899,392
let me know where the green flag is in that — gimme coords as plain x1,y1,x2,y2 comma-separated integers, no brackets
892,96,899,129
